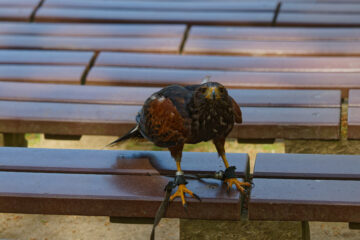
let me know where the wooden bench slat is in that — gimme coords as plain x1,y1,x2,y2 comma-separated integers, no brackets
0,100,339,139
0,50,92,65
0,35,181,53
0,8,33,21
189,26,360,41
184,38,360,56
0,171,241,220
0,147,248,177
87,66,359,97
277,13,360,27
35,8,274,25
0,82,341,108
254,153,360,180
348,90,360,139
281,2,360,13
0,0,40,7
43,0,277,12
0,65,84,84
96,52,360,72
249,178,360,222
0,22,186,37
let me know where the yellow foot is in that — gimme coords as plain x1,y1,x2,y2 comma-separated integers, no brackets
224,178,251,193
169,184,200,207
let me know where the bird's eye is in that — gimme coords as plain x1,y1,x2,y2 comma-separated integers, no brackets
200,88,207,93
219,87,225,93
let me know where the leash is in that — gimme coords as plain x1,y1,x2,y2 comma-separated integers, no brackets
150,167,253,240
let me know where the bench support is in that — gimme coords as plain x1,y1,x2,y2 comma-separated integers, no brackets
180,219,304,240
2,133,27,147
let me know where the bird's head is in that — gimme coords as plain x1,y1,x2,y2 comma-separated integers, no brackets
196,82,228,101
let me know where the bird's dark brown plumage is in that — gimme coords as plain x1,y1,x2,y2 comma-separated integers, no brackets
109,81,248,206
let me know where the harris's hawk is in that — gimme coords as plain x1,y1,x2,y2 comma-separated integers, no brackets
109,81,250,206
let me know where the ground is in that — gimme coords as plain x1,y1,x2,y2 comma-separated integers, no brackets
0,134,358,240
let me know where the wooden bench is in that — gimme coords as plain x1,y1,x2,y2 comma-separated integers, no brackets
248,153,360,239
34,1,276,26
0,147,248,221
0,81,341,147
0,0,40,22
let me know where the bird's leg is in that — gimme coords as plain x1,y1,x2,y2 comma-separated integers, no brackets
213,138,251,193
168,146,200,207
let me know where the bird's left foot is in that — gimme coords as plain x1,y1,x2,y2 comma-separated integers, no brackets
223,166,251,193
169,173,201,207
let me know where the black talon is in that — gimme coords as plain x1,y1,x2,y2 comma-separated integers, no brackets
193,193,202,202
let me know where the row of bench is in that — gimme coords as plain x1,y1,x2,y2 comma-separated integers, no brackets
0,147,358,239
4,0,360,26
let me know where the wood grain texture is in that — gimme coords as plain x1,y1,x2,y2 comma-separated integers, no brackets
0,171,241,220
0,82,341,108
35,8,274,25
277,13,360,27
43,0,277,12
0,100,340,139
0,22,186,37
249,178,360,222
189,26,360,41
254,153,360,180
0,50,92,65
0,65,84,84
0,8,33,21
0,147,248,177
87,66,360,97
0,35,181,53
96,52,360,72
184,38,360,56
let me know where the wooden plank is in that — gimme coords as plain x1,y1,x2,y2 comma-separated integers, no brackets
281,3,360,14
184,38,360,56
0,35,181,53
96,52,360,72
276,13,360,27
0,8,33,21
42,0,277,12
347,107,360,139
0,65,84,84
249,178,360,222
0,50,92,65
86,66,360,97
348,89,360,107
254,153,360,180
35,8,274,25
0,147,248,177
0,22,186,37
0,82,341,108
0,101,340,139
189,26,360,41
0,0,40,7
0,171,241,220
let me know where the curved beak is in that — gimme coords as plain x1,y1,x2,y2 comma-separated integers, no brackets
205,87,219,100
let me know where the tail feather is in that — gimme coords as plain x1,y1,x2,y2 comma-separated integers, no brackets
106,125,143,147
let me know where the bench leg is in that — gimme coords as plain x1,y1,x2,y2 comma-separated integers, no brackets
2,133,28,147
302,221,310,240
180,219,303,240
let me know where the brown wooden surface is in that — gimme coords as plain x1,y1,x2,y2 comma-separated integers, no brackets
0,147,248,178
189,26,360,41
276,13,360,27
0,82,341,108
0,100,340,139
0,22,186,37
0,35,181,53
0,8,33,21
249,178,360,222
96,52,360,72
87,66,359,97
35,8,274,25
0,147,247,220
0,172,241,220
0,65,84,84
0,50,92,65
348,90,360,139
254,153,360,180
184,38,360,56
42,0,277,12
